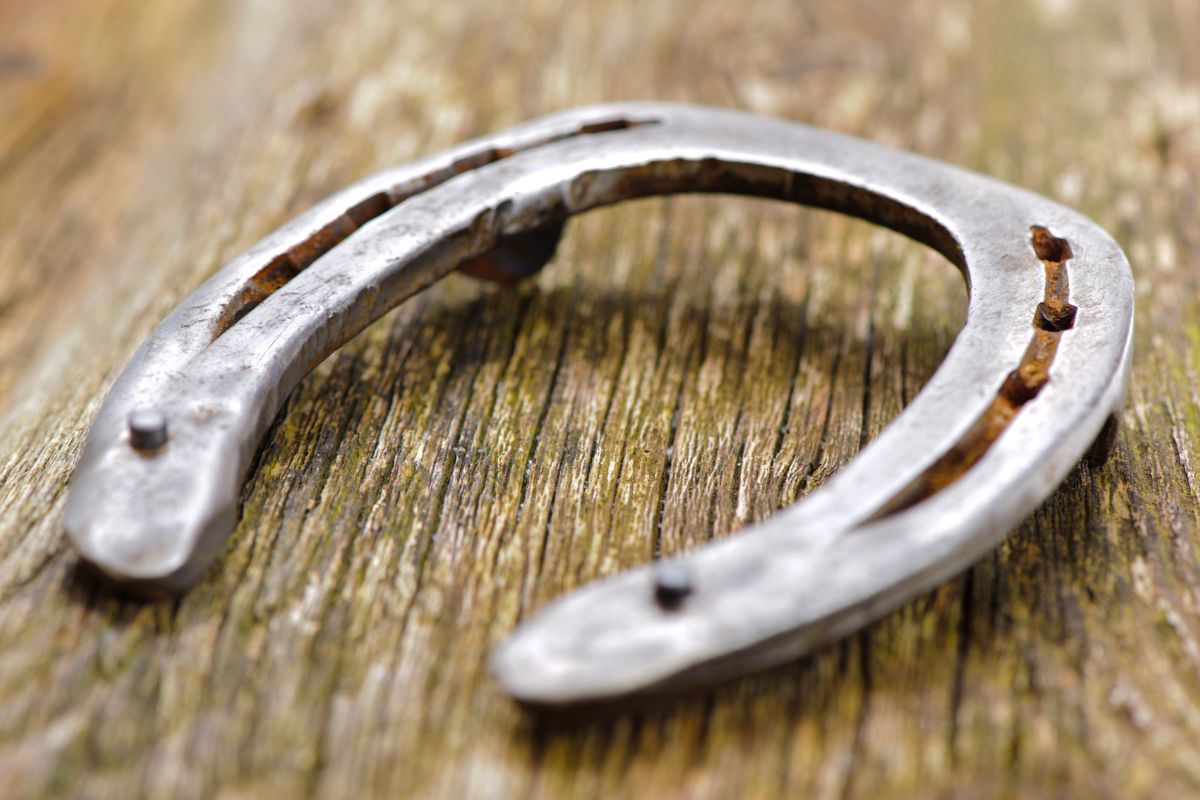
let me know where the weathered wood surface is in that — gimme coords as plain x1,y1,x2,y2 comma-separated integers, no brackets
1,0,1198,797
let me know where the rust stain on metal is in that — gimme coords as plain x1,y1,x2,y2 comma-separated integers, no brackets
213,194,390,336
871,226,1076,517
211,118,651,337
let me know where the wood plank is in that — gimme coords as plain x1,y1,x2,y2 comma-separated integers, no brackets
1,0,1198,796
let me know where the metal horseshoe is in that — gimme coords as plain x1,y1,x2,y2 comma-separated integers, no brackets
64,104,1134,708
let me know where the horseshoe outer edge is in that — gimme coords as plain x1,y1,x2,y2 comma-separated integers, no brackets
62,103,1134,707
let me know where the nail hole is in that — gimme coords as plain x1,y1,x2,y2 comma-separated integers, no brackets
1030,225,1073,263
1035,300,1077,332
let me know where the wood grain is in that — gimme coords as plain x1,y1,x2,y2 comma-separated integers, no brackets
2,0,1198,797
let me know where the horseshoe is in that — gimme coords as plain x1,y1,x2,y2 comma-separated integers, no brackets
64,104,1134,708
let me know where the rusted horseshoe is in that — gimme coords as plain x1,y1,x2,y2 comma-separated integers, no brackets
64,104,1134,708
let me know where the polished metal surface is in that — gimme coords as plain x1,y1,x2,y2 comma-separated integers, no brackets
63,103,1134,707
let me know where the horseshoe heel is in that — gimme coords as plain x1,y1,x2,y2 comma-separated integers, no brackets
63,104,1134,707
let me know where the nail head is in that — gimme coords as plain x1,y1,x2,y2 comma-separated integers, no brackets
654,561,693,609
128,409,168,450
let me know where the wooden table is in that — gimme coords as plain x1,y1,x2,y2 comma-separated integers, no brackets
1,1,1196,797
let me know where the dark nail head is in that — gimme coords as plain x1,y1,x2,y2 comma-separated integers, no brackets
128,409,168,450
654,561,692,609
1035,301,1077,332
